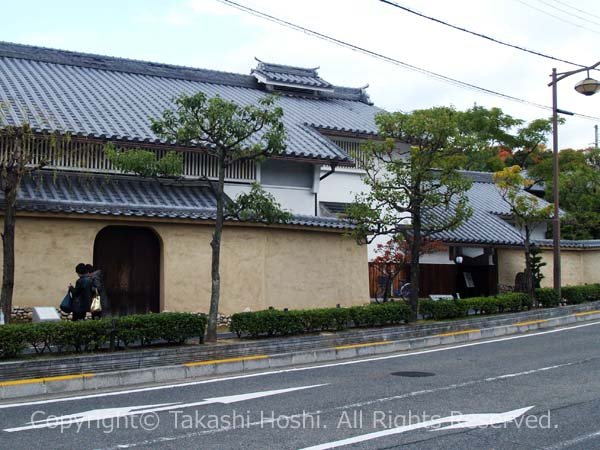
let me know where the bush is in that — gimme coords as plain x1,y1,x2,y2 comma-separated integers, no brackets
114,313,206,347
0,312,207,360
0,324,28,359
419,299,468,320
419,292,532,320
536,288,560,307
562,284,600,305
230,302,411,338
350,302,411,327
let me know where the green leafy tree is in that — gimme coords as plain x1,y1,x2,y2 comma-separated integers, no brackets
0,116,66,323
529,244,546,288
494,166,553,300
227,182,291,223
528,147,600,239
347,107,473,319
454,106,553,172
107,93,287,341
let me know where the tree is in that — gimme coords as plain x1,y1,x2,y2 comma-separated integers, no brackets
493,166,553,300
529,244,546,289
454,106,553,172
372,236,445,303
107,92,287,341
226,182,292,224
528,147,600,239
347,107,473,319
0,121,65,323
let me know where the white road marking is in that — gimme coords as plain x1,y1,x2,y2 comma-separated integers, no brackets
3,384,326,433
330,359,589,411
298,406,534,450
546,429,600,449
99,357,591,450
1,319,599,410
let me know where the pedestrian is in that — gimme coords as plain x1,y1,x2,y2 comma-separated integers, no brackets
86,264,109,319
69,263,93,321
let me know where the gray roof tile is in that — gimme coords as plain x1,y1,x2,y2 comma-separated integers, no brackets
430,171,554,246
0,42,380,163
6,170,352,230
252,61,333,89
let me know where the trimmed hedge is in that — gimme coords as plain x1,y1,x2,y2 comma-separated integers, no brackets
0,312,206,360
419,293,532,321
537,284,600,307
230,302,411,338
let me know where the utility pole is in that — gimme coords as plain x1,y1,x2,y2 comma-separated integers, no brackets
595,124,598,149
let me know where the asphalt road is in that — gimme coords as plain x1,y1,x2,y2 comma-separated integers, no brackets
2,320,600,449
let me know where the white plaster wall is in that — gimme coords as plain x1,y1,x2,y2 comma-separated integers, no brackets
319,168,368,204
420,250,454,264
225,182,315,216
261,185,315,215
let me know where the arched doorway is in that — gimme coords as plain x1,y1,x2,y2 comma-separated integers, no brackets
93,226,160,316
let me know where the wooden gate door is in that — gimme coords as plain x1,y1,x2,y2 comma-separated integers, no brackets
93,226,160,316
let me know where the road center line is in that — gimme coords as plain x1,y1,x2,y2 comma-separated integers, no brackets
2,319,599,409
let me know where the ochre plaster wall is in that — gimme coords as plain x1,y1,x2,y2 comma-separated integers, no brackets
0,216,369,314
497,247,599,288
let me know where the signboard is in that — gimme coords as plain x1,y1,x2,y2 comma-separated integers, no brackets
32,307,61,323
463,271,475,288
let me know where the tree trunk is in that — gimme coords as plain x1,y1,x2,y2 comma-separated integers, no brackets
409,208,422,321
1,181,17,324
382,265,391,303
206,151,226,342
523,226,535,305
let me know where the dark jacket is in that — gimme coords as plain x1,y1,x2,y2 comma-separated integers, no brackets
88,270,109,313
69,275,93,314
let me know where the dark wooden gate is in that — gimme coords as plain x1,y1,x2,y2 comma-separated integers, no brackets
93,226,160,316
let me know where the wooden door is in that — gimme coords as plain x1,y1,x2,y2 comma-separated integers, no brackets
93,226,160,316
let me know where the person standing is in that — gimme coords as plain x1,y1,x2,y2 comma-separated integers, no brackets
86,264,109,319
69,263,93,321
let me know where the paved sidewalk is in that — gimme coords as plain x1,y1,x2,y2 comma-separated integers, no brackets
1,301,600,400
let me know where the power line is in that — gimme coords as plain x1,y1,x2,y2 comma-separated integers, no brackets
533,0,600,28
547,0,600,22
514,0,600,35
215,0,600,122
379,0,587,68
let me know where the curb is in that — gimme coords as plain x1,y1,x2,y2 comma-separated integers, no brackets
2,309,599,400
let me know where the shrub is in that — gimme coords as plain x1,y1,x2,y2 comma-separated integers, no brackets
0,324,28,359
562,284,600,305
53,320,113,352
0,312,207,359
420,292,532,320
114,313,206,347
536,288,560,307
230,302,411,338
498,292,532,311
350,302,411,327
418,299,468,320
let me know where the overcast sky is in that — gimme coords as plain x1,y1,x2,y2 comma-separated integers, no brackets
2,0,599,150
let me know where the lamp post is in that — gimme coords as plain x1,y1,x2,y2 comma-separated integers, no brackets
548,62,600,301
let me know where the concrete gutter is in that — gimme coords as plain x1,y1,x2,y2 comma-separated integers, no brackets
1,305,600,400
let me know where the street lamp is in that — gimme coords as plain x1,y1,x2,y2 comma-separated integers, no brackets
548,62,600,301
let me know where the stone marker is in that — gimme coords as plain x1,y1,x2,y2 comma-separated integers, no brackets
32,307,61,322
0,311,4,325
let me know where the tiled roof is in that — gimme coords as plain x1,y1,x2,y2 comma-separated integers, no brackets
252,61,333,90
5,170,353,230
535,239,600,249
431,171,554,246
0,42,380,163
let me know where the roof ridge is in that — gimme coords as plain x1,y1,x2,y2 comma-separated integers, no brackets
0,41,370,102
0,40,258,88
